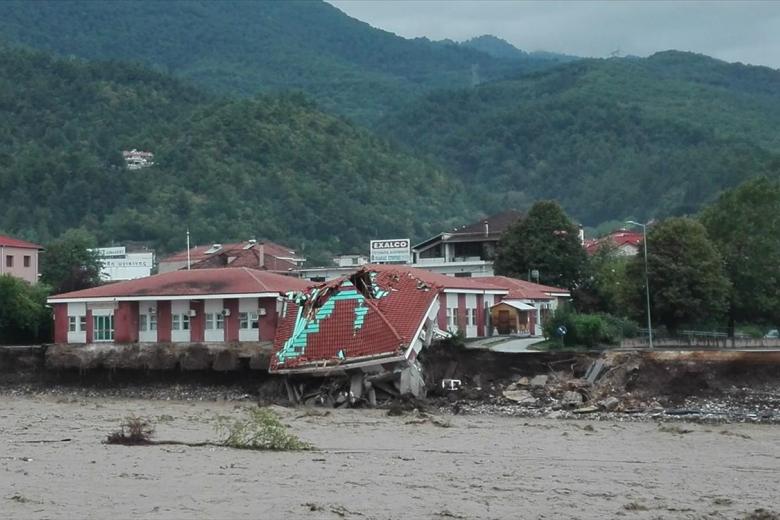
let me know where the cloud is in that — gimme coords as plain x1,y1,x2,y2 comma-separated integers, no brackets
327,0,780,68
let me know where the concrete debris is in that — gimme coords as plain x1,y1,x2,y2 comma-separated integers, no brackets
598,397,621,411
502,389,536,404
529,375,548,387
561,391,584,408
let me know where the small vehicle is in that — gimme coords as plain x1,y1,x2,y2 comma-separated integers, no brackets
764,329,779,339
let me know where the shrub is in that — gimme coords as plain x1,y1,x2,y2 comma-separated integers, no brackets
106,416,155,445
216,407,311,451
544,307,633,348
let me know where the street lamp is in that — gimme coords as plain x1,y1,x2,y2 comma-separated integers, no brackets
626,220,654,349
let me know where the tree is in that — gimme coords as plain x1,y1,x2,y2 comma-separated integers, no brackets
573,242,630,314
0,275,51,344
494,200,587,290
622,217,729,333
700,177,780,335
40,229,102,294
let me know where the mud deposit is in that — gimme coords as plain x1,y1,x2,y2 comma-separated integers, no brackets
1,395,778,519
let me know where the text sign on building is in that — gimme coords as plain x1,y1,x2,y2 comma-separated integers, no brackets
94,246,126,258
370,239,411,263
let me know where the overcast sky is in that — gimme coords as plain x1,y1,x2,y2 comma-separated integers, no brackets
327,1,780,69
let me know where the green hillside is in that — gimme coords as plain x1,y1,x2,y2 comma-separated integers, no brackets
0,47,467,261
0,0,562,123
380,51,780,225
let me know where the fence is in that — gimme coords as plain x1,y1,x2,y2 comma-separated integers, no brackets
621,328,780,349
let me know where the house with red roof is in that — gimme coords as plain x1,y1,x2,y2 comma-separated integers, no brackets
478,276,570,336
47,268,311,345
158,240,305,274
411,210,523,277
0,234,44,284
584,229,643,256
269,264,509,377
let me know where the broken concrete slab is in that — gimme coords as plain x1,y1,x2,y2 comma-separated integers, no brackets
530,375,549,387
502,389,536,404
598,397,620,411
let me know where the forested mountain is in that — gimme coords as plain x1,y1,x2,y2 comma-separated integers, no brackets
0,46,468,262
459,35,576,64
0,0,563,123
380,51,780,225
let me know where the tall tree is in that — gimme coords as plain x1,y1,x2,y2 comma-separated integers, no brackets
573,242,630,314
622,217,729,333
700,177,780,335
40,229,102,294
0,275,51,344
494,200,587,290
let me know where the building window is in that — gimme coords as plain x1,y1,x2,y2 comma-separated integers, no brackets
139,314,148,331
149,314,157,331
68,316,77,332
5,255,12,268
205,313,214,330
23,255,31,268
447,308,459,328
69,316,87,332
173,314,190,331
468,308,477,326
215,313,224,330
93,315,114,342
80,316,87,331
239,312,259,330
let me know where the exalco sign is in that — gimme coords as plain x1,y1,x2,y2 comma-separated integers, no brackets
370,239,411,263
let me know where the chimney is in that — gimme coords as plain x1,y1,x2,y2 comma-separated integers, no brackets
484,220,489,237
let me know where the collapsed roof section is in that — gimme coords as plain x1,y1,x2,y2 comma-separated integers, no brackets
270,267,444,374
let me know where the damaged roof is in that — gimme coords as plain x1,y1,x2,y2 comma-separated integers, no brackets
48,267,312,302
270,267,441,372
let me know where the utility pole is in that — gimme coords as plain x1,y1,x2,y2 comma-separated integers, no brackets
186,228,191,270
626,221,653,349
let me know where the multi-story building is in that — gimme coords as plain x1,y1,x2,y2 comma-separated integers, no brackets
411,211,523,277
0,234,43,284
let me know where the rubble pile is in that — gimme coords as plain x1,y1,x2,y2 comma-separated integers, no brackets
432,351,780,424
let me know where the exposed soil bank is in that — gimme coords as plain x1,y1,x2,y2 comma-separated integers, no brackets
1,396,778,519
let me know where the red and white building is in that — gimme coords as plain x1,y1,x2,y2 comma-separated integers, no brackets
584,229,643,256
0,234,43,284
158,240,305,274
47,268,311,345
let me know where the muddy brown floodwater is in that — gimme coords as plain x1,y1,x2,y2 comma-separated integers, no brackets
1,395,778,519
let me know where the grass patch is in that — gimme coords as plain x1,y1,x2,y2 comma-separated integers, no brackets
216,407,312,451
106,416,155,445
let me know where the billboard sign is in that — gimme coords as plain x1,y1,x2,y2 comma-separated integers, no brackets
370,239,411,263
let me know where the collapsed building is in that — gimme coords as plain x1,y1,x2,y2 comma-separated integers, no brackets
268,265,513,400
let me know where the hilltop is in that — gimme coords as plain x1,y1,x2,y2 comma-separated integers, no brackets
380,51,780,225
0,0,564,123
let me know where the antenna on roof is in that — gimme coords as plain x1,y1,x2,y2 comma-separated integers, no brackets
186,228,191,271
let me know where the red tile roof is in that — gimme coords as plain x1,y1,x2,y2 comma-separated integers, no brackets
585,230,643,255
161,240,303,264
49,268,312,301
270,268,440,372
0,234,43,250
479,276,569,300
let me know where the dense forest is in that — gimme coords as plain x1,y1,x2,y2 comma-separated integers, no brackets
0,0,564,123
0,46,467,263
1,1,779,261
380,51,780,224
